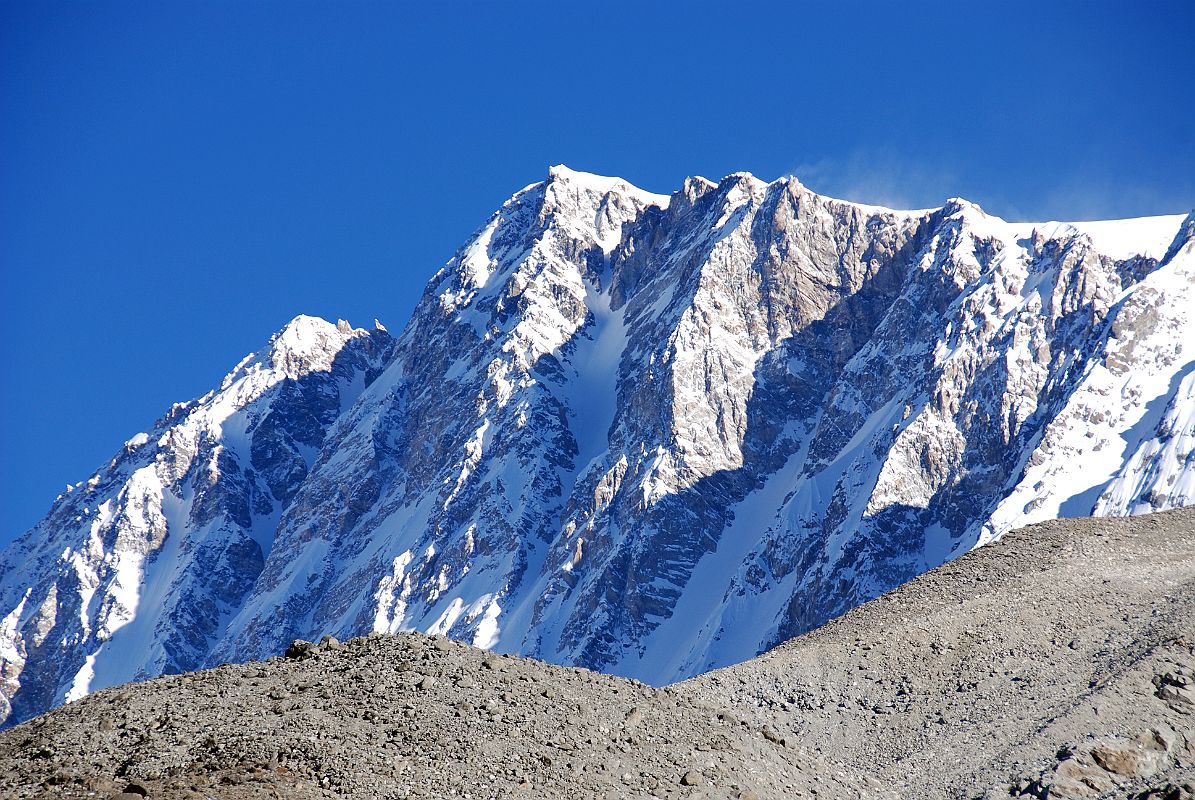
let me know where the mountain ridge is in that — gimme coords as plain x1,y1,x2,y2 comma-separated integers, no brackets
3,165,1193,726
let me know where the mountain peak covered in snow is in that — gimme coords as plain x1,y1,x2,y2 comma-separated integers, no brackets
2,167,1193,727
546,164,672,208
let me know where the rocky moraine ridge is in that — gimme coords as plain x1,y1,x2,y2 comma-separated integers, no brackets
0,507,1192,799
2,165,1194,727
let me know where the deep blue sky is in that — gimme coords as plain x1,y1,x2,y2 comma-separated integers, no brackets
2,1,1193,545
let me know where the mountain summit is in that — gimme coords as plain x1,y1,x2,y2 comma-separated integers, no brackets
3,167,1193,726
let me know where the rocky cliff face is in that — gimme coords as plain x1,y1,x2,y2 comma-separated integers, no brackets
0,317,395,725
3,166,1193,725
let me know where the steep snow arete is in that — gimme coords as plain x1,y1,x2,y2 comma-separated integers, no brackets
2,166,1194,726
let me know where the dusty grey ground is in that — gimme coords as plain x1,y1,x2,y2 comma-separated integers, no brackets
1,507,1193,800
685,507,1195,799
0,634,873,800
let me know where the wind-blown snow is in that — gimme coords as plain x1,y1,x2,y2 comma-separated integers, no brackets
1069,215,1188,260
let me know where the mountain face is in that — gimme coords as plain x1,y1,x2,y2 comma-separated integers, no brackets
0,318,396,725
3,166,1193,726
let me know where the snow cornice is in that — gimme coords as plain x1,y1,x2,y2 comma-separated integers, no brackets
542,164,1191,247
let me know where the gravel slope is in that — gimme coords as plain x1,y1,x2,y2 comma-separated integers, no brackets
683,506,1195,799
0,637,875,800
1,507,1192,800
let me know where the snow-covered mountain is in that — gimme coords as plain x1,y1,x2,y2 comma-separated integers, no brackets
0,318,396,725
3,165,1193,726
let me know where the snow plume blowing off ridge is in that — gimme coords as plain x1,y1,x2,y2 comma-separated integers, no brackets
2,164,1194,726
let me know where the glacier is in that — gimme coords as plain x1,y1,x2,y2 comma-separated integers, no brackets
2,164,1193,725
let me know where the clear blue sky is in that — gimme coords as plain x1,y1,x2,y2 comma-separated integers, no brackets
2,0,1193,545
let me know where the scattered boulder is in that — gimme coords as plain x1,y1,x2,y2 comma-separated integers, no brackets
1051,756,1114,797
1134,783,1195,800
761,726,786,747
284,640,317,660
1155,671,1194,712
1090,741,1162,778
